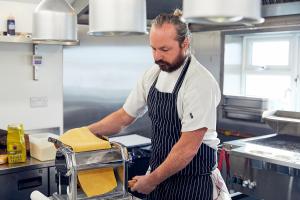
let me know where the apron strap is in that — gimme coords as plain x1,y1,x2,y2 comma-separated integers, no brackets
172,56,191,94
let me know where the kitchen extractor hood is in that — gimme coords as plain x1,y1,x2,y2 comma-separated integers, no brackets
183,0,264,25
88,0,147,36
72,0,300,33
32,0,78,45
74,0,181,25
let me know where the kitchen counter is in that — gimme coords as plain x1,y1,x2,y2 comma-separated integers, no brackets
0,157,55,198
0,156,54,175
222,133,277,149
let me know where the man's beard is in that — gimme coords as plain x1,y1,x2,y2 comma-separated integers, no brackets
155,53,187,73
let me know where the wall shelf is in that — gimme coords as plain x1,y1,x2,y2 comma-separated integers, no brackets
0,35,79,45
0,35,32,44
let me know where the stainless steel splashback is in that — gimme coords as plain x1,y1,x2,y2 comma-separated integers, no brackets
63,25,153,138
263,110,300,136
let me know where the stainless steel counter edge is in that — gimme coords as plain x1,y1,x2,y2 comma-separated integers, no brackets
222,133,277,149
0,157,55,175
230,146,300,170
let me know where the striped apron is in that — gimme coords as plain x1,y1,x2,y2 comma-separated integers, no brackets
146,57,216,200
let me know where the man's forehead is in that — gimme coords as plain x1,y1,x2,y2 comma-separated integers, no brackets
149,24,177,43
150,23,176,34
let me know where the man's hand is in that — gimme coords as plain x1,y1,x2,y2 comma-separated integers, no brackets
130,174,158,194
88,108,135,136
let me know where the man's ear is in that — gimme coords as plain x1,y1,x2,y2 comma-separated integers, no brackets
181,37,190,50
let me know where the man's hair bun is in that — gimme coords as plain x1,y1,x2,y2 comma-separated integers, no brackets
173,9,183,17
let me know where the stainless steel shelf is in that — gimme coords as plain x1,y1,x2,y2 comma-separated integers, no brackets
0,35,32,44
0,35,79,45
33,39,79,46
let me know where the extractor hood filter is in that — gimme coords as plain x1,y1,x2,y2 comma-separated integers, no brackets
88,0,147,36
183,0,265,25
32,0,78,45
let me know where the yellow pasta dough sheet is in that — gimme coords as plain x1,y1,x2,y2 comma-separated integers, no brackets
78,168,117,197
59,127,111,152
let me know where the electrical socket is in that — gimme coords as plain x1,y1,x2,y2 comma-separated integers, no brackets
30,96,48,108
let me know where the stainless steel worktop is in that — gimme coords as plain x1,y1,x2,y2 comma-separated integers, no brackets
224,133,300,170
0,156,55,175
223,133,277,149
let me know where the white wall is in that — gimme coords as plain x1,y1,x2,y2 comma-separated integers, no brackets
0,43,63,133
0,0,39,33
0,0,63,133
192,31,222,83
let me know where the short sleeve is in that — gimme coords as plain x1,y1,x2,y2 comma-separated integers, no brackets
123,73,148,118
181,79,221,132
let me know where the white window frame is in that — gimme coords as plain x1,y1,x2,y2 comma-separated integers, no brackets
245,35,295,70
296,35,300,111
223,32,300,111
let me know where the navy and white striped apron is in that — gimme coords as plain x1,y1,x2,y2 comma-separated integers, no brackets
146,57,216,200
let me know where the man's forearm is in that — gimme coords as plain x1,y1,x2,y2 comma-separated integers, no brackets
149,141,198,184
88,108,135,136
148,129,206,186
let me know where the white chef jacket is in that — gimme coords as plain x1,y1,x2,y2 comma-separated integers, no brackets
123,55,221,149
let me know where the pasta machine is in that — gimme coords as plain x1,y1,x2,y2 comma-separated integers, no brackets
48,137,133,200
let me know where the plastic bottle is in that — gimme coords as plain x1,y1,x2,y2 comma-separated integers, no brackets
7,123,26,163
7,15,15,36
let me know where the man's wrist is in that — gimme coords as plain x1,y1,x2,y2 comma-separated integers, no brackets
87,125,98,135
148,171,161,187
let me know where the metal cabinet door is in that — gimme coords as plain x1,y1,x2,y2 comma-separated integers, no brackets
0,168,48,200
49,166,57,196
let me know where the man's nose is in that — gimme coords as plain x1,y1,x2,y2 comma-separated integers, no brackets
153,51,163,61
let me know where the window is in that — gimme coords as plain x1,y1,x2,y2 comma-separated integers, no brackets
223,32,300,111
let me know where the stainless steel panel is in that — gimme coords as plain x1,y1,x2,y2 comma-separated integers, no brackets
223,105,264,122
263,111,300,136
229,155,300,200
225,129,300,200
49,166,57,196
0,167,48,200
75,148,123,170
222,95,269,122
262,1,300,17
63,26,153,138
223,95,269,109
